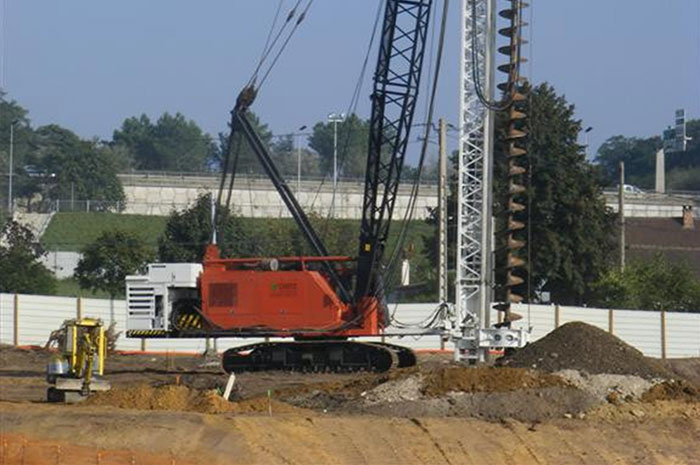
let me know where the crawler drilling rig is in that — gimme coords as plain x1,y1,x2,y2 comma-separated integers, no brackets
127,0,433,372
125,0,530,369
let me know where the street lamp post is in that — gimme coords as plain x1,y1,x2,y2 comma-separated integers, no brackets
8,119,18,216
584,126,593,158
296,125,307,194
327,113,345,217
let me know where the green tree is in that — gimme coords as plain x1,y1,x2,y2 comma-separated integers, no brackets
595,135,658,188
424,84,617,305
667,166,700,191
494,83,618,305
595,119,700,190
158,194,256,262
308,114,369,179
0,221,56,294
158,193,360,263
591,254,700,312
75,231,154,298
267,134,322,179
214,111,274,175
422,86,618,305
36,125,125,207
113,113,216,172
0,93,37,208
0,92,33,166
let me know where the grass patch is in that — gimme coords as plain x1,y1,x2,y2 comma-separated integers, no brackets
42,212,167,252
40,212,437,301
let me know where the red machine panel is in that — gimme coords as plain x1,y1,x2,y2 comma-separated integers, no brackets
198,251,383,337
201,268,345,330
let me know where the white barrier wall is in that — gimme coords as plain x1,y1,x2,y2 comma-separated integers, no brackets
499,303,700,358
2,294,699,357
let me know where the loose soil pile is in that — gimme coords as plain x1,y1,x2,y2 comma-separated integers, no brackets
0,344,49,370
660,358,700,385
280,364,597,421
85,384,306,415
641,379,700,403
421,365,567,396
498,321,669,379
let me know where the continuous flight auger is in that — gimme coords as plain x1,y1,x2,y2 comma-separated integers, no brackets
495,0,529,327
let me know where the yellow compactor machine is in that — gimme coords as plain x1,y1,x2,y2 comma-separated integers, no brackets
46,318,111,402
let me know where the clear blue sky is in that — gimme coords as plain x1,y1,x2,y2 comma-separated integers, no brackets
2,0,699,159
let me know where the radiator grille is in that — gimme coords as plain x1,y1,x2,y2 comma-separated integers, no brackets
209,283,237,307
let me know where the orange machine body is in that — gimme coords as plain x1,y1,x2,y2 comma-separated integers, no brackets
199,247,384,338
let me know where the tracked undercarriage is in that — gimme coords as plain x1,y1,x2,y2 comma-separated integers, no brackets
221,341,417,373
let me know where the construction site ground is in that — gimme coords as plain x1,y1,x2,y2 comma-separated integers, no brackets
1,323,700,464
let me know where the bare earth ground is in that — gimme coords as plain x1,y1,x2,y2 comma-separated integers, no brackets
1,342,700,464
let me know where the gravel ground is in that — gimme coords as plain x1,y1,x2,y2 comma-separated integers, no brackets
555,369,659,402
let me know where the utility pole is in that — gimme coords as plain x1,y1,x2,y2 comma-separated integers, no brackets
8,119,17,215
618,161,625,271
438,118,448,304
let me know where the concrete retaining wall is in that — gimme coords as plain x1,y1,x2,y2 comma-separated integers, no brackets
117,175,438,219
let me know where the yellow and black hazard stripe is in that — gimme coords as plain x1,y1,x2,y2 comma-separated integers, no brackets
176,312,203,330
126,329,170,338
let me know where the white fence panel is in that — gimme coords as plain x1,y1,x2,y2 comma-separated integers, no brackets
2,293,699,357
0,294,14,344
18,295,76,347
612,309,664,358
499,303,700,358
665,312,700,358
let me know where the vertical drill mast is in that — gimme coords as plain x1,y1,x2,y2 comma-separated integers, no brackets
455,0,493,359
453,0,529,361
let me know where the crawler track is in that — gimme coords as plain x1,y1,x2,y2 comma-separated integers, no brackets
221,341,417,373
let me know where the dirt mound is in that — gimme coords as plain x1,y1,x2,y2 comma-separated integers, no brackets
498,322,669,379
85,384,306,414
421,365,567,396
660,358,700,385
84,384,229,413
0,344,51,370
641,379,700,403
283,365,591,422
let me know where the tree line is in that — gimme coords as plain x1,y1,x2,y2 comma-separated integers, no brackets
1,92,437,214
596,119,700,190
